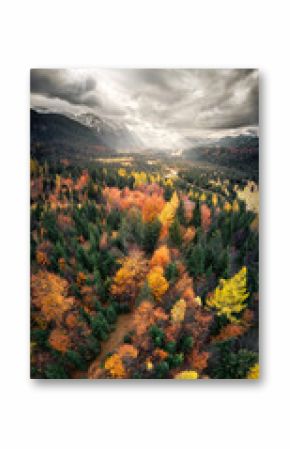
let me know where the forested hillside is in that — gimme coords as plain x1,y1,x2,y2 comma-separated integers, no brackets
185,135,259,180
30,110,113,161
31,157,259,379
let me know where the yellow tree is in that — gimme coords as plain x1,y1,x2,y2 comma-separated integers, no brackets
175,370,198,379
104,354,126,378
171,298,186,323
212,193,218,207
158,191,179,227
132,171,147,187
147,266,169,300
111,250,148,308
247,363,259,379
224,201,232,213
206,266,249,323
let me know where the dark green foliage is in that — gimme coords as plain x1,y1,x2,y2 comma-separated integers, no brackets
208,341,258,379
90,313,110,341
105,305,117,324
167,353,184,368
42,211,59,243
107,208,121,231
31,329,50,349
187,244,205,277
154,361,170,379
169,218,182,247
177,198,187,225
143,219,161,253
165,341,177,354
123,332,133,344
44,362,69,379
165,262,179,283
179,335,194,353
149,325,165,348
65,350,87,371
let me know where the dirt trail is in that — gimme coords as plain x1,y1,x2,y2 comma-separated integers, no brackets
85,313,134,378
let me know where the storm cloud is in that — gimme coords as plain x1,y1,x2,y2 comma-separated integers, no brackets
31,69,100,107
30,68,258,148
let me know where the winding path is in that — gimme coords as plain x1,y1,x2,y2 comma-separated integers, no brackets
87,313,133,378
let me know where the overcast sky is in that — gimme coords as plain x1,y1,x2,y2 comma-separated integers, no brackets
31,68,258,149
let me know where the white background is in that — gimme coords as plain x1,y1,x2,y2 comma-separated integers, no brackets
0,1,289,448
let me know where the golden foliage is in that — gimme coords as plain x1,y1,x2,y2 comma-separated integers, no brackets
118,168,126,177
104,354,126,378
147,266,169,300
132,171,147,187
150,245,170,268
212,193,218,207
171,298,186,323
111,250,148,301
194,296,202,306
247,363,259,379
146,359,154,371
158,191,179,227
223,201,232,213
175,370,199,380
206,267,249,322
31,271,73,323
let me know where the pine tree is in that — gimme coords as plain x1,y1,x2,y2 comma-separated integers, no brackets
143,219,161,253
169,218,182,247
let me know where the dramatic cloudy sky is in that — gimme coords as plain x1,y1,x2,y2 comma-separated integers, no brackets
31,68,258,149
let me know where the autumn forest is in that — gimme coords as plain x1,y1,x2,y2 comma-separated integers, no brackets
30,69,259,380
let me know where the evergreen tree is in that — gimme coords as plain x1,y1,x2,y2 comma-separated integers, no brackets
143,219,161,253
169,218,182,247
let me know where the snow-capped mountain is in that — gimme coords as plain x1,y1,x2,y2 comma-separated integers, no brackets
72,112,143,150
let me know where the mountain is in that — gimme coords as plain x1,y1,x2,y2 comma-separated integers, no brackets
30,109,113,162
72,112,143,150
184,134,259,174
